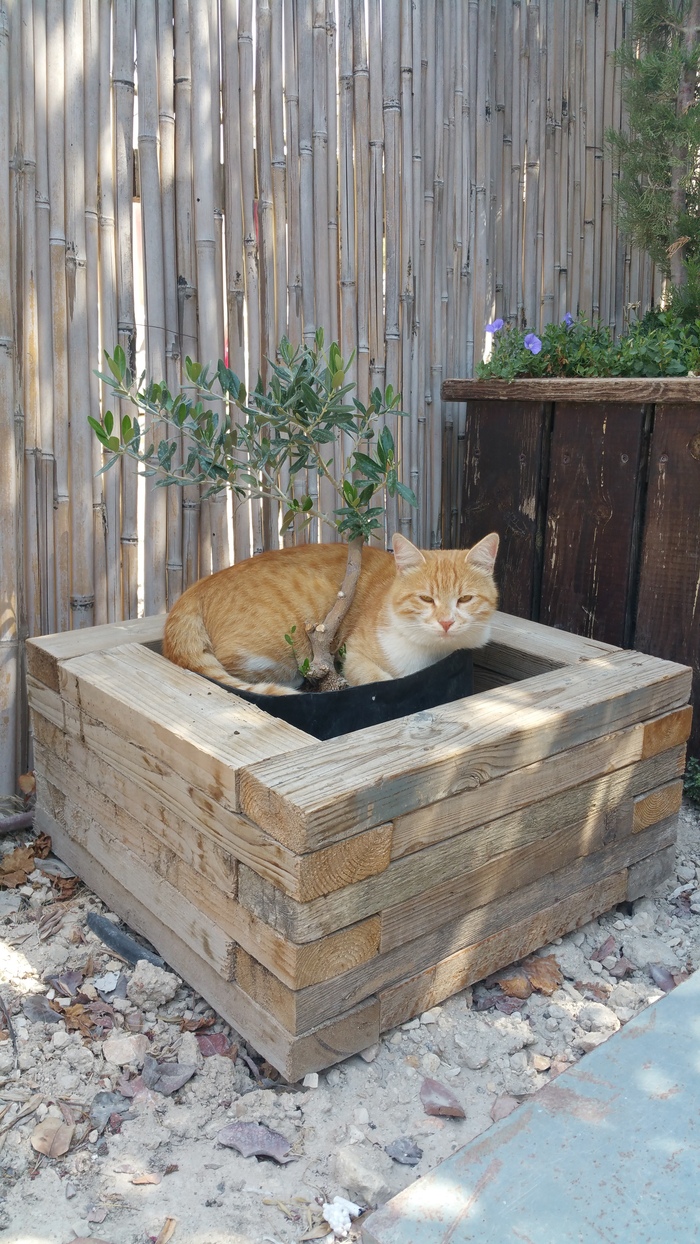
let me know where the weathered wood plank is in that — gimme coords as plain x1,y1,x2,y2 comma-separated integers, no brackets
636,404,700,753
238,651,691,852
235,821,676,1033
27,616,167,691
27,675,66,730
58,643,314,810
626,845,675,902
237,747,684,943
34,742,382,990
30,704,392,902
32,804,380,1079
442,379,700,403
475,612,620,684
460,403,547,617
393,710,689,861
540,403,647,644
632,780,683,834
35,769,236,979
378,872,628,1031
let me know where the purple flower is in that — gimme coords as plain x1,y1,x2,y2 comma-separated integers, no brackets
524,333,542,355
485,318,505,333
563,312,575,328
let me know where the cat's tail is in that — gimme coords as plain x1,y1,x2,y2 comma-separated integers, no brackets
163,608,300,697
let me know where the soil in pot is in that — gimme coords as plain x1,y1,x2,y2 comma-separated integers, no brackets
218,648,474,741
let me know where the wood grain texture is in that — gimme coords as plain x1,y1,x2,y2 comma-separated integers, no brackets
31,701,392,902
632,780,683,834
58,643,313,811
31,805,380,1079
460,402,547,617
442,379,700,403
379,872,628,1030
238,651,691,851
236,821,676,1033
642,705,693,759
626,846,675,902
540,403,646,644
476,611,620,683
26,616,167,691
34,735,381,990
237,747,684,943
636,404,700,753
392,716,685,861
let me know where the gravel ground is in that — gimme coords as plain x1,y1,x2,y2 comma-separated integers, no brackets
1,800,699,1244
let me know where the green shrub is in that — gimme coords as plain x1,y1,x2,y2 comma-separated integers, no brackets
477,310,700,381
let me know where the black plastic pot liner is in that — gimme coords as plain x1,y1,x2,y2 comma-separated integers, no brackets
213,647,474,741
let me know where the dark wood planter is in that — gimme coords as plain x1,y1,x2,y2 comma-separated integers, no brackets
441,377,700,753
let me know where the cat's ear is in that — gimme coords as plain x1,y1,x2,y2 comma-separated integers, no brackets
465,532,499,574
392,533,427,573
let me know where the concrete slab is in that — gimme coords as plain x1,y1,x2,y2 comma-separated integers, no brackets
363,971,700,1244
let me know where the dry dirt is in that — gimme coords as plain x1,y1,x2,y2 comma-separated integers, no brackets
1,801,699,1244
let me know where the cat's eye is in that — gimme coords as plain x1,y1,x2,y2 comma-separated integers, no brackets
458,594,474,604
419,594,435,604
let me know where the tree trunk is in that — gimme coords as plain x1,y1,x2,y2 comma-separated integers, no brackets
305,534,364,691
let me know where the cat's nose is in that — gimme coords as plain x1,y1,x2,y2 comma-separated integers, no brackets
439,618,454,632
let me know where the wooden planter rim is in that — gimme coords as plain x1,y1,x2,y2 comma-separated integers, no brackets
441,377,700,403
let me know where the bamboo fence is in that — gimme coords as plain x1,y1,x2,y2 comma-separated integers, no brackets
1,0,663,795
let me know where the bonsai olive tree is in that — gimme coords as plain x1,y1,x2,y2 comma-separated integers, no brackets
89,332,416,692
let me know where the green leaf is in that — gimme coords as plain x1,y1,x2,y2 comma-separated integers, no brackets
396,480,418,506
185,357,203,384
103,409,114,437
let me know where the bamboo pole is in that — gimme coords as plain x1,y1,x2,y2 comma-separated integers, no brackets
284,0,302,347
84,0,108,626
523,4,541,327
399,0,414,539
569,0,584,320
600,0,617,329
222,0,251,560
137,0,168,614
173,0,200,586
352,0,370,405
338,0,356,502
97,0,121,622
367,0,384,401
157,0,184,606
270,0,287,347
113,0,138,616
408,0,423,543
326,1,339,348
0,0,19,794
312,0,333,538
542,0,556,327
190,0,229,571
20,0,41,641
256,0,275,375
416,0,432,546
239,0,263,553
428,0,445,547
382,0,400,542
558,0,571,319
65,0,95,630
33,0,57,635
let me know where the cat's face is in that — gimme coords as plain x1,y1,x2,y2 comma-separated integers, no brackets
388,532,499,649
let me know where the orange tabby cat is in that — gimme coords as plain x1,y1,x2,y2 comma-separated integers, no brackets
163,532,499,695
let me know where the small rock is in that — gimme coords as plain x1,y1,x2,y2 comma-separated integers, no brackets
354,1106,369,1126
622,933,679,970
601,955,617,970
401,1019,420,1031
50,1030,70,1050
509,1050,528,1073
588,960,603,975
421,1052,441,1075
65,1182,77,1199
574,1032,609,1054
571,931,586,946
303,1072,319,1089
577,1003,620,1034
531,1054,551,1072
88,1128,99,1143
689,890,700,915
326,1068,341,1088
420,1007,441,1025
102,1034,150,1067
359,1044,379,1063
17,1052,34,1071
126,960,180,1008
676,864,696,883
333,1143,392,1206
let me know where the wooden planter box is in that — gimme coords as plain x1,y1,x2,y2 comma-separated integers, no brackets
441,376,700,753
27,613,691,1080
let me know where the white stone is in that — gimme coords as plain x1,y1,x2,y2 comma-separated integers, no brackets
354,1106,369,1126
420,1007,442,1025
676,864,696,883
601,955,617,970
401,1019,420,1031
574,1032,609,1054
359,1044,379,1063
589,960,603,975
0,1044,14,1074
622,933,679,970
531,1054,551,1072
333,1144,392,1206
50,1030,70,1050
577,1003,620,1034
303,1072,319,1088
126,960,180,1008
102,1033,150,1067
